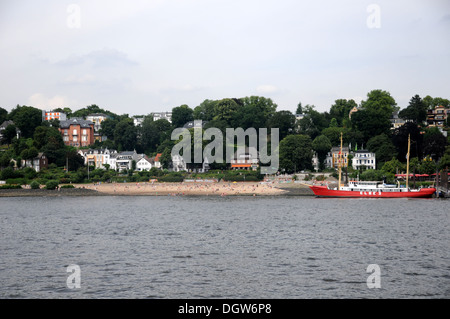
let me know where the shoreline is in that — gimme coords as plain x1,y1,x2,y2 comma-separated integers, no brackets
0,182,315,197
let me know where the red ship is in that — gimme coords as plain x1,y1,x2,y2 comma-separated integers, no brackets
309,133,437,198
309,181,436,198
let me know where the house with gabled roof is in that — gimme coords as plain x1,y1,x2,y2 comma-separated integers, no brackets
136,155,154,172
59,118,95,147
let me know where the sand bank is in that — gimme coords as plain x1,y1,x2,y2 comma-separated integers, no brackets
76,181,289,196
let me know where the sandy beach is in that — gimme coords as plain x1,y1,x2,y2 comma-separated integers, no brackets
0,181,316,197
76,181,290,196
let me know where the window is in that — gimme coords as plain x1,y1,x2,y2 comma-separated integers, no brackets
73,136,78,142
73,129,78,135
83,129,87,135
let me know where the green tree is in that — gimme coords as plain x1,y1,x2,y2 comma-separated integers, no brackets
267,110,296,140
171,104,194,128
241,96,277,120
141,118,172,153
193,99,217,121
391,122,423,161
399,95,427,124
13,138,33,157
296,105,329,139
321,127,347,146
0,107,7,124
21,146,38,162
1,124,18,145
422,127,447,160
360,169,386,182
351,108,392,144
423,95,450,109
7,105,42,138
367,134,397,167
438,153,450,170
295,102,303,115
279,134,313,173
0,151,13,168
231,96,277,130
420,156,437,175
114,119,137,151
360,89,397,115
71,104,117,119
160,148,172,169
329,99,357,126
213,98,241,124
100,118,119,140
312,135,332,170
381,157,405,175
33,126,61,150
41,134,66,166
66,148,85,171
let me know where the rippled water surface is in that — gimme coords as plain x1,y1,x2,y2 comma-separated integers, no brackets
0,196,449,298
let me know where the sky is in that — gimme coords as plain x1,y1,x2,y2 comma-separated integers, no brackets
0,0,449,116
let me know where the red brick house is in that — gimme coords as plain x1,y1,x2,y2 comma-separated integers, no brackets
59,118,95,148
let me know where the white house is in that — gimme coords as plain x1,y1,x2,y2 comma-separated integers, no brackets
115,150,140,172
133,116,145,127
230,146,259,171
78,148,118,170
136,156,154,171
152,112,172,123
172,154,187,172
352,150,376,170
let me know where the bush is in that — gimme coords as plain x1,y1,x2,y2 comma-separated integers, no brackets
158,174,184,183
0,167,15,180
0,184,22,189
30,181,40,189
60,184,75,189
45,180,59,190
6,178,27,185
223,174,261,182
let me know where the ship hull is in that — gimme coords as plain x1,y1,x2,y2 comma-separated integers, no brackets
309,186,436,198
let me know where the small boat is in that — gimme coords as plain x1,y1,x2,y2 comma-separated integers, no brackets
309,133,437,198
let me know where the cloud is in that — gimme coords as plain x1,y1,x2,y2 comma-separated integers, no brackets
256,85,279,94
440,14,450,24
63,74,96,85
56,48,138,68
27,93,76,110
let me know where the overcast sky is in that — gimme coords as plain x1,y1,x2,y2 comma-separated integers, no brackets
1,0,449,115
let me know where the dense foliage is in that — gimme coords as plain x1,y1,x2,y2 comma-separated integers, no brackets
0,90,449,186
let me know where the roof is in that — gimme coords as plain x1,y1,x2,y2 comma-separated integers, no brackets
137,155,154,164
86,113,109,117
183,121,208,129
331,146,349,152
119,151,136,156
0,120,15,129
60,118,94,128
154,153,162,162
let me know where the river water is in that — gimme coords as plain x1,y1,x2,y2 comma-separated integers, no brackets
0,196,448,299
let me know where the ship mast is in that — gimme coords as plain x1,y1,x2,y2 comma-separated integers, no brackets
406,134,410,190
338,132,343,190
